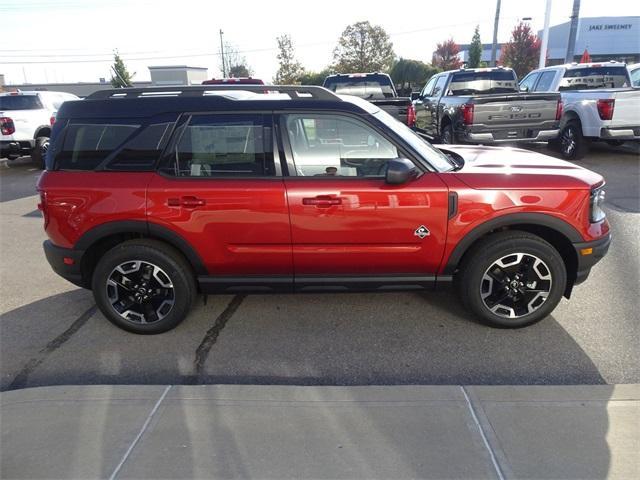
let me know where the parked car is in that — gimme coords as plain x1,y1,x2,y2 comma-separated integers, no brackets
322,73,415,126
627,63,640,87
520,62,640,159
411,67,562,144
0,90,79,167
38,85,610,334
202,77,265,85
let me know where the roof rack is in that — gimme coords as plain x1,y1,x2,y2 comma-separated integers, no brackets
86,85,340,101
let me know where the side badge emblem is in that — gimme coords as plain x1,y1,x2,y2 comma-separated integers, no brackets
414,225,430,239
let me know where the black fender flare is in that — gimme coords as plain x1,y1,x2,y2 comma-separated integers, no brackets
442,212,583,274
75,220,207,275
34,125,52,139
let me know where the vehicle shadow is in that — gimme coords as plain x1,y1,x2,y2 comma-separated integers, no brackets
0,156,42,203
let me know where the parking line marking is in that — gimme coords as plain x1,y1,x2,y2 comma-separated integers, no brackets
109,385,172,480
461,386,505,480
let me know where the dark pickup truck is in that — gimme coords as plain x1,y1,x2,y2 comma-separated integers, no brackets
412,67,562,144
323,73,414,126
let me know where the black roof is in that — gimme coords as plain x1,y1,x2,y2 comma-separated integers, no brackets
58,85,366,119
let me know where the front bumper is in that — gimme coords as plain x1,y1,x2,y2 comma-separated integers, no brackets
43,240,86,288
600,127,640,140
464,129,559,144
572,233,611,285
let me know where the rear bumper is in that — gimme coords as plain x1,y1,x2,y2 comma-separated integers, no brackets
43,240,86,288
465,129,559,143
0,140,34,158
599,127,640,140
573,233,611,286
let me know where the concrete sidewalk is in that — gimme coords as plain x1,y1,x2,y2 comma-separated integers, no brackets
1,385,638,479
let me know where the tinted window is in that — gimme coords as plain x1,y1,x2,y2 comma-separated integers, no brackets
107,122,173,170
421,76,438,97
448,70,518,94
560,66,629,90
56,122,139,170
519,72,540,92
533,71,556,92
323,75,395,99
285,114,398,177
432,76,448,96
166,114,274,177
0,95,43,110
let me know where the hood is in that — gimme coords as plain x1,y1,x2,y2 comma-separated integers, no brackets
438,145,604,190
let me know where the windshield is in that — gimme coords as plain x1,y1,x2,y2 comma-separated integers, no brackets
448,70,518,95
559,66,630,90
372,109,454,172
0,95,43,110
323,75,396,100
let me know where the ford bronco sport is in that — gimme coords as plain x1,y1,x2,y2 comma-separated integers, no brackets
38,85,611,334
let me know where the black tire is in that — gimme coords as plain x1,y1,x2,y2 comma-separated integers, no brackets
456,231,566,328
558,120,589,160
91,239,197,334
440,122,455,144
31,136,49,169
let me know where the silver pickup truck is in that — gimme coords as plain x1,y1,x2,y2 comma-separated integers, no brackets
411,67,561,145
520,62,640,159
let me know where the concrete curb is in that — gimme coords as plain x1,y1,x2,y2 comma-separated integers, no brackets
2,384,638,479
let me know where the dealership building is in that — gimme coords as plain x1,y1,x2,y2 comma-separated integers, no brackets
541,16,639,64
458,16,639,66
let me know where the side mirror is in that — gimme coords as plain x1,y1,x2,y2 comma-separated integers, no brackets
410,92,420,101
385,158,417,185
519,85,529,92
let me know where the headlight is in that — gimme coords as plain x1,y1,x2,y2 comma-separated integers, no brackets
590,187,606,223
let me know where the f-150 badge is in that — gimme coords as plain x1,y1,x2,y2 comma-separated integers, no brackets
414,225,430,239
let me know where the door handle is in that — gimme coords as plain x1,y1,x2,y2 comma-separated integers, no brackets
167,196,206,208
302,196,342,208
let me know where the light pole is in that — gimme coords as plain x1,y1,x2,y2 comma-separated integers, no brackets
490,0,502,67
539,0,552,68
219,29,226,77
565,0,581,63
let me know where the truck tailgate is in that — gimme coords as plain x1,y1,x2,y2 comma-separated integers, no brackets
371,98,410,124
611,89,640,127
471,93,560,129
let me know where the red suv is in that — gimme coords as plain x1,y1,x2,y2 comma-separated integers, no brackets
38,85,611,334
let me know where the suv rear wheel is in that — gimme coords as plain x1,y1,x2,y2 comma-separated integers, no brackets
456,231,566,328
92,239,196,334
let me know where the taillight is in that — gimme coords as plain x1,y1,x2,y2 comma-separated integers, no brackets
461,104,474,125
406,104,416,127
555,100,563,121
597,99,615,120
0,117,15,135
50,115,56,126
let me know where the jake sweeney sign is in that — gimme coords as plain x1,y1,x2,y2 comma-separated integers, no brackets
588,23,633,31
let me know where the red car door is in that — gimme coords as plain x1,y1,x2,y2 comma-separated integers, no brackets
280,112,449,285
147,113,292,289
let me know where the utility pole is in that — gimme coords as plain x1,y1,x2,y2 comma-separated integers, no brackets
219,29,226,77
539,0,552,68
565,0,581,63
490,0,501,67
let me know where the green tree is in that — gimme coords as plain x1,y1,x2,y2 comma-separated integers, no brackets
468,26,483,68
332,21,395,73
220,42,253,78
274,34,305,84
389,58,440,94
499,22,541,79
432,39,463,70
229,64,251,78
110,50,134,88
299,68,333,86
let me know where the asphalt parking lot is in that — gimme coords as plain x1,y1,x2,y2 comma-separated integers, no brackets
1,143,639,391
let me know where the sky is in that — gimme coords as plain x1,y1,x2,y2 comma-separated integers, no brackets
1,0,638,85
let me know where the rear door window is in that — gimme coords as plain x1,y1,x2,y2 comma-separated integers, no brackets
106,122,174,170
56,122,139,170
532,71,556,92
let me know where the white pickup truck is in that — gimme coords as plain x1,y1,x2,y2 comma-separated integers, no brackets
1,90,79,167
519,62,639,159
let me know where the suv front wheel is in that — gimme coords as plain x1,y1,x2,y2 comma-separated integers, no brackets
92,239,197,334
456,231,567,328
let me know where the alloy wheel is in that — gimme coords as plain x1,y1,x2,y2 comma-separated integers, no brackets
560,127,575,156
480,253,553,319
106,260,175,324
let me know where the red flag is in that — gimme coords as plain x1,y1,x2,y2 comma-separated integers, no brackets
580,49,591,63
